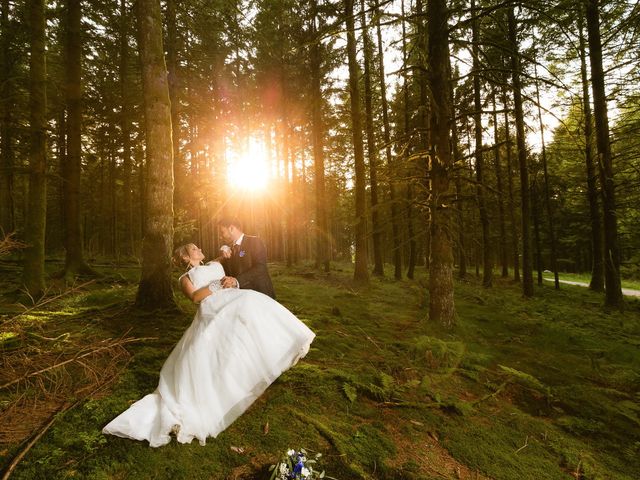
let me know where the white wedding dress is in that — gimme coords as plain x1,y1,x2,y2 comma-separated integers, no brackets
102,262,315,447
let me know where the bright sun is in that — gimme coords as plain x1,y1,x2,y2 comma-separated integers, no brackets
227,139,270,191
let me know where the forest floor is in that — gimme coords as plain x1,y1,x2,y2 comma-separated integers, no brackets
1,261,639,480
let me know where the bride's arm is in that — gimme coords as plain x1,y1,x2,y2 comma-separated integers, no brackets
180,276,212,303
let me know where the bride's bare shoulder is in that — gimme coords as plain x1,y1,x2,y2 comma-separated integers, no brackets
178,270,193,282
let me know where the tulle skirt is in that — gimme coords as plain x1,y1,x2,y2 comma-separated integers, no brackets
102,289,315,447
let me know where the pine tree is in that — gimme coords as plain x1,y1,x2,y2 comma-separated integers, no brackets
135,0,176,309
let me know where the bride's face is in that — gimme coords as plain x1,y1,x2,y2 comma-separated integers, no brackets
183,244,205,266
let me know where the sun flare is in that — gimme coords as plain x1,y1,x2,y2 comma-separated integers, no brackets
227,139,270,192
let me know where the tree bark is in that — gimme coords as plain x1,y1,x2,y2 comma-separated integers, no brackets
310,0,330,272
586,0,623,309
585,0,622,307
401,0,416,280
108,127,118,256
120,0,134,255
492,89,508,277
578,9,604,292
285,124,297,267
374,0,402,279
416,0,431,272
502,84,520,282
360,0,383,276
345,0,369,284
533,61,559,289
166,0,182,211
0,0,14,234
531,174,543,285
448,60,466,279
135,0,175,309
507,7,533,297
427,0,456,327
22,0,47,298
61,0,93,279
472,0,492,287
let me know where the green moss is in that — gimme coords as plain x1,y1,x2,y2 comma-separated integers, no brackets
3,263,640,479
498,365,550,396
411,336,465,373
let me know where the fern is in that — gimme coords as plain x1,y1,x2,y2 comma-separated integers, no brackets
342,383,357,403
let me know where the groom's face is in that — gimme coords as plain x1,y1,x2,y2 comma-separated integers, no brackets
220,225,238,243
220,226,231,243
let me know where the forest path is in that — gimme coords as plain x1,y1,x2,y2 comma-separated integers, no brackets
543,277,640,297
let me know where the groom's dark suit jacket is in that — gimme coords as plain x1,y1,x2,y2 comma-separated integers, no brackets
221,235,276,299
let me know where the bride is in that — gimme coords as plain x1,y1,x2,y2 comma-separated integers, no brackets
102,243,316,447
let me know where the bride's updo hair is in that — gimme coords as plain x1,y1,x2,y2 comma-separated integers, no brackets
172,244,193,271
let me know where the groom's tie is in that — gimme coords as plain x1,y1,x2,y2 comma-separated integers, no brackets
232,243,240,257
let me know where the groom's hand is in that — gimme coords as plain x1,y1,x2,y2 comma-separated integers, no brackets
222,276,239,289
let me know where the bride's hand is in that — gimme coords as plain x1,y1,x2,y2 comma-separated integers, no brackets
222,276,239,289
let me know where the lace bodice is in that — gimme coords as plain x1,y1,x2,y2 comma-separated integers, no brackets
180,262,225,290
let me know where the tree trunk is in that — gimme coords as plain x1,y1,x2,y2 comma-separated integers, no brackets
137,145,146,240
427,0,456,327
400,0,417,280
345,0,369,284
360,0,383,276
0,0,15,234
289,127,299,265
284,124,295,267
108,127,118,256
61,0,93,279
310,0,330,272
507,8,533,297
375,0,402,279
502,84,520,282
534,61,559,289
448,60,467,279
23,0,47,298
416,0,431,272
472,0,491,287
531,174,543,285
266,124,281,261
578,10,604,292
57,108,67,251
166,0,182,211
120,0,134,255
135,0,175,309
492,90,508,277
585,0,622,308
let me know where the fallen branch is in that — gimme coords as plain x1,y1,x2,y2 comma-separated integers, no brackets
0,232,26,257
0,402,75,480
355,326,382,350
380,400,440,409
0,336,154,391
515,435,529,454
1,358,127,480
1,280,96,328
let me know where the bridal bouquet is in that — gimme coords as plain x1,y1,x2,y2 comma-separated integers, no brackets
269,448,325,480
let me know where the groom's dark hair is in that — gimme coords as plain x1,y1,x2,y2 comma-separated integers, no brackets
218,217,243,231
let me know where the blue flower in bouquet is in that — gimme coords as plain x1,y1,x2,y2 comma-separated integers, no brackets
269,448,326,480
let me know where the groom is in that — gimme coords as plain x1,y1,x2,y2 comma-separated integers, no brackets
217,217,276,299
